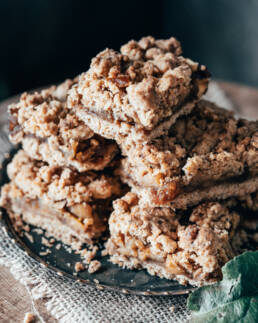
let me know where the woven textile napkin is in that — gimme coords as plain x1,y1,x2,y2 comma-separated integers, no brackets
0,82,234,323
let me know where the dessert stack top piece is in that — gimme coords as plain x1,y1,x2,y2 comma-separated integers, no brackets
68,36,210,144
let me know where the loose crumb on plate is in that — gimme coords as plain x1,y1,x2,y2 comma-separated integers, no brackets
75,262,85,272
55,243,61,250
39,249,51,256
101,249,108,257
88,260,101,274
81,245,98,264
23,224,30,232
41,236,54,248
32,228,44,235
24,232,34,244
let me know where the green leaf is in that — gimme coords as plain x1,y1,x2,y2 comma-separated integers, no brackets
187,251,258,323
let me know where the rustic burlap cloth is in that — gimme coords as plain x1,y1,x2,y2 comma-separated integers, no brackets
0,83,234,323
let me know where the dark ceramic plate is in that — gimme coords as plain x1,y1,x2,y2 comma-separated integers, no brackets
0,96,194,296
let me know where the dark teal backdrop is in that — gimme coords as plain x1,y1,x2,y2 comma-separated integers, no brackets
0,0,258,101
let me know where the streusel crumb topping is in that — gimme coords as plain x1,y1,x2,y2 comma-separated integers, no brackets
68,36,209,130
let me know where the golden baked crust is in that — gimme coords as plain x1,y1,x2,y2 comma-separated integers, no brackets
119,100,258,206
68,36,209,142
106,192,249,286
9,80,118,172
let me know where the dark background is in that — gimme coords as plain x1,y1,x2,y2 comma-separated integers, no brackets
0,0,258,101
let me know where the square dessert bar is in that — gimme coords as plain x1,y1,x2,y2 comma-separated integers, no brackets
9,79,118,172
68,36,210,144
106,192,253,286
119,100,258,208
0,150,124,248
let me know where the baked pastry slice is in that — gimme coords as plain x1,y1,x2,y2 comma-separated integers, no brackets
118,100,258,208
0,150,124,248
68,36,209,144
9,79,118,172
106,192,255,286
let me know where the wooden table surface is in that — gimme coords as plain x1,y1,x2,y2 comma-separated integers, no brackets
0,81,257,323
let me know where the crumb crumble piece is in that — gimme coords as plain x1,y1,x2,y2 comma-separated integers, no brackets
81,245,98,264
41,236,55,248
24,232,34,243
39,249,51,256
55,243,61,250
75,262,85,272
88,260,101,274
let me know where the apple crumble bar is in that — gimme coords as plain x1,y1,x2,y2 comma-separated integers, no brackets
118,100,258,207
0,150,124,247
9,79,118,172
106,192,252,286
68,36,210,144
1,34,256,288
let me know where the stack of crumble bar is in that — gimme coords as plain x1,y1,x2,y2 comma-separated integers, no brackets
0,80,125,248
1,36,257,286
